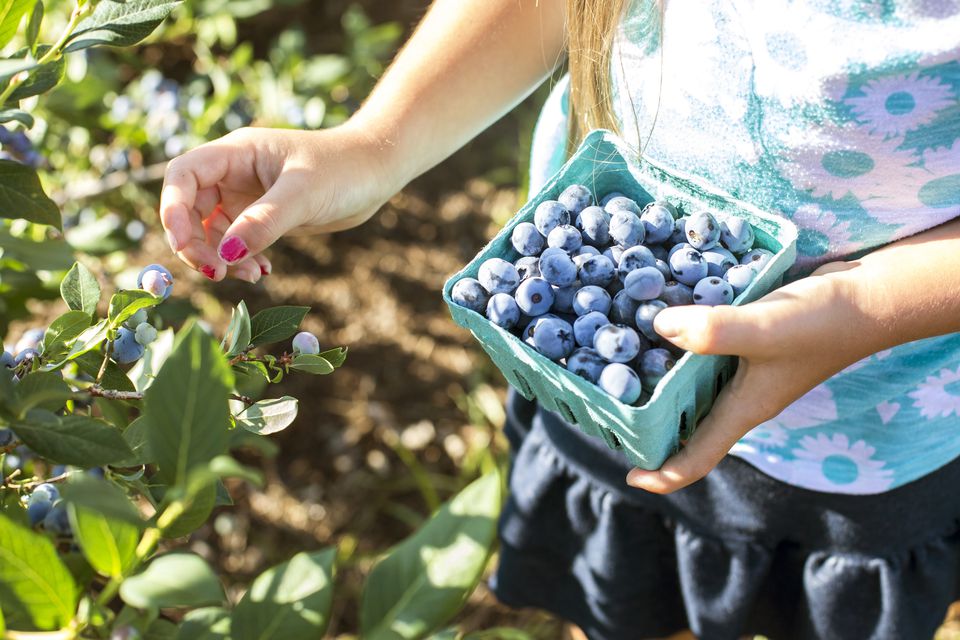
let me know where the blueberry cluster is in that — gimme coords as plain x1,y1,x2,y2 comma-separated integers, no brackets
106,264,171,364
0,127,42,167
451,184,774,405
22,482,71,536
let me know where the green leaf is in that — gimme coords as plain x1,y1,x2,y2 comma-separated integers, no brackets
118,415,150,466
12,410,133,466
184,455,263,498
0,107,33,128
248,306,309,347
234,359,270,382
68,500,139,579
60,262,100,316
220,300,251,357
107,289,161,329
0,513,77,631
178,607,231,640
160,482,215,539
0,159,60,228
0,0,38,49
63,319,108,362
359,472,502,640
144,321,233,486
318,346,347,368
60,474,143,527
232,549,337,640
12,370,71,414
25,0,41,51
75,350,135,393
119,553,225,610
146,618,179,640
236,396,298,435
290,354,333,375
6,46,64,102
40,310,91,360
65,0,181,51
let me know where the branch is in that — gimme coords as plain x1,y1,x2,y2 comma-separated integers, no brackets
15,471,71,489
87,386,255,405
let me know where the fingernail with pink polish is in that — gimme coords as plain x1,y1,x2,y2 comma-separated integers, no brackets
260,265,270,276
200,264,217,280
218,236,248,263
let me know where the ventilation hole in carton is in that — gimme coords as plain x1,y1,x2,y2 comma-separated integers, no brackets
678,411,688,439
555,399,577,424
716,373,725,395
607,431,622,449
513,372,533,398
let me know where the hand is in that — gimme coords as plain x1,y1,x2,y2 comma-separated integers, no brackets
159,123,400,282
625,262,868,493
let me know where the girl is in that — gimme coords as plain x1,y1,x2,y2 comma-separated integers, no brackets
158,1,960,638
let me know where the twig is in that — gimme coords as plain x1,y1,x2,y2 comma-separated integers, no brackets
15,472,71,489
3,468,22,484
87,386,255,406
96,344,112,384
231,393,255,405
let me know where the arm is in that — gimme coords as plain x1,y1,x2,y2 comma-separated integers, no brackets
159,0,566,281
626,217,960,493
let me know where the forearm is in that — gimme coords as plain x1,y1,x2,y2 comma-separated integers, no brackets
349,0,566,185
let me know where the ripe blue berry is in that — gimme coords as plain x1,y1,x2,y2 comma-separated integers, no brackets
533,200,570,236
479,258,520,295
741,248,774,272
566,347,607,384
14,348,39,367
515,277,555,316
558,184,593,215
639,348,676,390
547,224,583,253
603,196,641,216
292,331,320,355
654,259,672,282
720,216,755,253
451,277,490,314
532,317,575,361
137,264,174,300
624,266,666,301
593,324,642,363
15,328,44,354
609,210,645,248
685,211,721,251
659,280,694,306
575,206,610,247
617,245,657,282
579,255,616,287
669,248,708,286
600,191,626,207
693,277,735,306
649,244,669,262
572,286,612,316
43,502,71,536
669,216,689,246
486,293,521,329
640,201,676,244
1,350,13,369
635,300,668,341
511,222,544,256
515,256,541,280
724,264,756,296
28,498,52,527
573,311,610,347
109,328,145,364
539,251,577,287
702,247,738,277
32,483,60,502
551,284,578,313
603,245,626,266
0,428,12,446
668,242,693,260
609,290,641,326
598,363,642,404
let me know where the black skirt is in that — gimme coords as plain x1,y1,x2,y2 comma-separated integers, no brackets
491,389,960,640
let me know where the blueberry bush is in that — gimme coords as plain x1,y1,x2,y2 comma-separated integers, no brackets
0,1,506,638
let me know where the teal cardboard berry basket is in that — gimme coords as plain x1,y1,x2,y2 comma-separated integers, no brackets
442,130,798,470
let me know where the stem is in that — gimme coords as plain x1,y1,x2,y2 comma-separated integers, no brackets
15,471,71,489
95,344,111,384
86,386,255,405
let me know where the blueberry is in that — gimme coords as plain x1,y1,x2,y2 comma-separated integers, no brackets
43,501,71,536
292,331,320,355
522,313,559,345
593,324,642,363
724,264,756,296
693,277,735,306
14,328,44,354
609,290,641,326
532,317,575,361
603,196,641,216
109,328,145,365
649,244,669,262
669,248,708,286
668,242,693,260
659,280,695,306
741,248,774,272
515,256,541,280
137,264,174,300
640,201,676,244
577,245,601,257
0,428,12,446
654,259,672,282
539,251,578,287
558,184,593,215
566,347,607,384
573,311,610,347
486,293,521,329
639,348,676,390
669,216,689,246
14,348,39,367
702,247,737,277
598,363,642,404
451,277,490,314
685,211,721,251
134,322,157,346
617,245,657,282
606,278,625,296
603,245,626,266
533,200,570,236
624,266,666,301
1,350,13,369
609,210,645,248
599,192,626,207
572,286,612,316
579,255,616,287
511,222,545,256
551,284,578,313
719,216,755,253
32,483,60,502
575,206,610,247
635,300,668,341
515,277,555,315
28,498,52,527
479,258,521,295
124,308,149,330
547,224,583,253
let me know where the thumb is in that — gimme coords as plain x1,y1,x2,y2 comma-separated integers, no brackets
653,304,765,356
216,176,313,264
